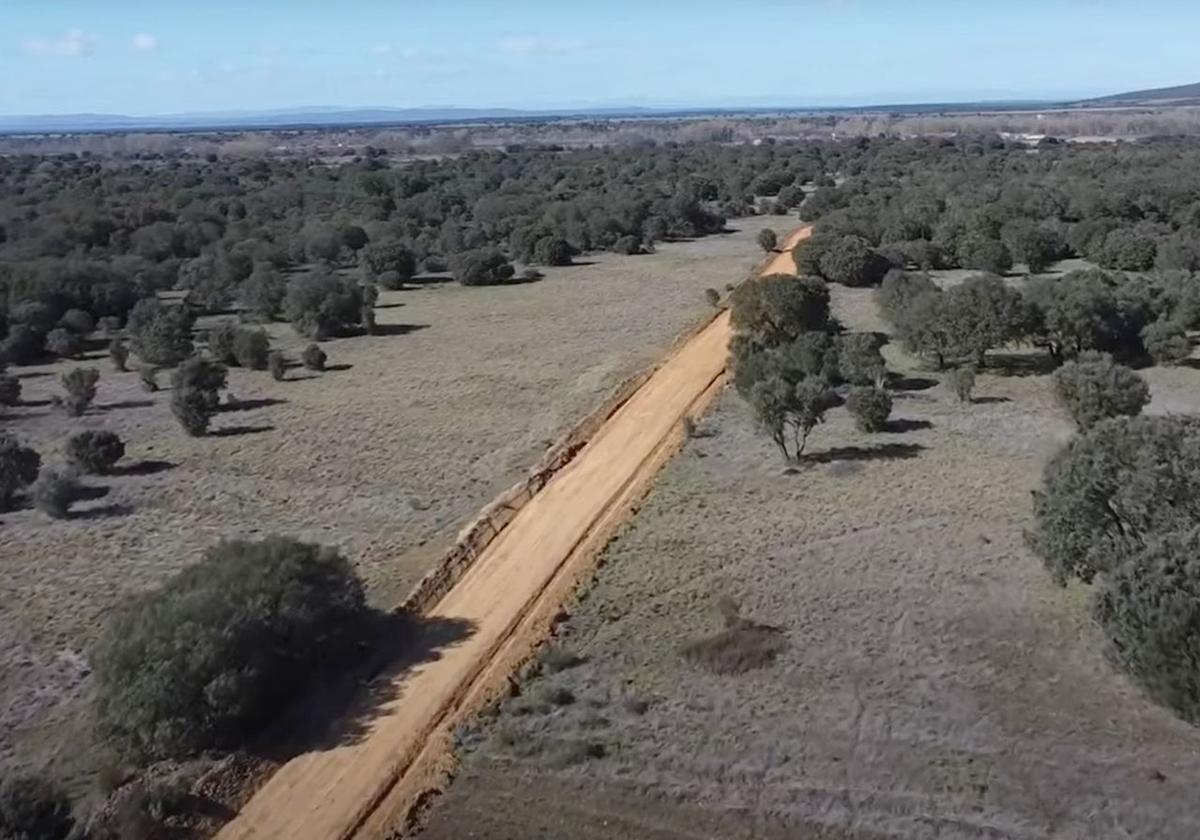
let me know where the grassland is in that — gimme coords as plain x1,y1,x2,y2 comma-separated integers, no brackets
0,216,783,792
424,277,1200,840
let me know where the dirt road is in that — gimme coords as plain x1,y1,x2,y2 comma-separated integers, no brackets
216,226,810,840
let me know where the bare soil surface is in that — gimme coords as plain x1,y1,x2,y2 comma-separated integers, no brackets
0,216,782,793
423,282,1200,839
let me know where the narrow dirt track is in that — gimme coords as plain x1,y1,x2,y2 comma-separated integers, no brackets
217,227,809,840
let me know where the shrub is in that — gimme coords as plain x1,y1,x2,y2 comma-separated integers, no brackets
109,338,129,371
283,271,364,339
949,365,976,402
268,350,286,381
171,387,213,436
1029,415,1200,584
93,536,369,761
66,430,125,474
757,228,778,252
31,467,78,519
449,248,516,286
846,386,892,432
837,333,886,386
1141,319,1191,366
44,327,81,359
59,308,95,335
0,775,76,840
233,328,270,370
0,433,40,511
1052,352,1150,430
1,324,43,365
302,343,327,371
1094,529,1200,724
60,367,99,417
0,373,20,406
127,299,194,366
704,288,721,307
139,367,159,392
533,236,573,266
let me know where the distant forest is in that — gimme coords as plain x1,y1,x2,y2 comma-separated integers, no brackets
4,134,1200,366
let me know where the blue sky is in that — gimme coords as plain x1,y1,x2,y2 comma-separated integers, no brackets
2,0,1198,115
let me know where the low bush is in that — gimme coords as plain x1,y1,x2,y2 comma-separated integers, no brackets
449,248,516,286
31,468,78,519
109,338,129,371
302,343,327,371
139,367,158,393
949,365,976,402
59,367,99,417
704,288,721,307
0,432,40,511
1052,352,1149,430
268,350,286,381
1095,529,1200,725
93,536,370,761
44,327,81,359
171,387,213,436
170,357,226,436
846,386,893,432
126,299,194,366
233,328,270,370
0,372,20,406
66,430,125,474
757,228,778,252
0,775,76,840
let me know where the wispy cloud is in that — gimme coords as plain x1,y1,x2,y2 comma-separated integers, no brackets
132,33,159,52
497,36,587,56
24,29,94,57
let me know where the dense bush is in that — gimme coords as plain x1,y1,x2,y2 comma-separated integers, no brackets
268,350,286,381
59,366,99,417
0,371,19,406
1029,415,1200,584
1052,352,1149,430
532,236,573,266
949,364,976,402
1094,529,1200,724
233,327,270,370
170,357,227,435
756,228,777,252
59,308,95,335
837,332,886,386
66,430,125,474
302,343,327,371
126,299,194,366
0,775,76,840
283,272,365,338
31,467,78,519
1141,319,1191,366
818,235,889,286
846,386,893,432
240,263,287,320
957,235,1013,274
450,248,516,286
44,327,81,359
362,241,417,287
0,432,40,511
93,536,370,761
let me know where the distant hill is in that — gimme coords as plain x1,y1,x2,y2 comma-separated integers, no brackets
1076,82,1200,108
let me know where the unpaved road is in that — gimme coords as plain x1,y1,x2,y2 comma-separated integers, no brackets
216,226,810,840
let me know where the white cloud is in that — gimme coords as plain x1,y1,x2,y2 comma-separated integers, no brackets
132,33,159,52
498,36,586,56
24,29,94,57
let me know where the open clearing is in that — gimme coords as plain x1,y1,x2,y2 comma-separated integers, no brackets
423,277,1200,839
0,216,783,792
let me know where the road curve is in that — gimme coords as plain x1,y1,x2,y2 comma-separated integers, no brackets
217,225,811,840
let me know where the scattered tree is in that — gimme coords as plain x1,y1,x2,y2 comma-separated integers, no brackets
139,367,159,393
302,343,327,371
0,432,40,511
757,228,778,252
109,338,129,371
59,367,99,417
44,327,81,359
704,288,721,307
66,430,125,475
283,271,365,339
818,235,890,287
949,365,976,402
846,385,893,432
0,371,20,406
126,299,194,366
268,350,286,381
450,248,516,286
31,467,78,519
837,332,886,386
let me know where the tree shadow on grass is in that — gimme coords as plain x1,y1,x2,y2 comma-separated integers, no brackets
71,502,133,520
111,459,174,477
100,399,155,411
219,397,286,413
800,442,926,465
986,352,1059,377
885,418,933,433
256,611,476,760
888,374,938,392
324,363,353,372
971,396,1013,405
209,424,274,438
74,484,111,502
16,371,53,380
366,323,430,338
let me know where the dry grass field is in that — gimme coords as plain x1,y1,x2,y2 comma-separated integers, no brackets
424,280,1200,839
0,215,783,791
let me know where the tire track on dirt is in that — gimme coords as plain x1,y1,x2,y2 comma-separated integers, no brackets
216,226,811,840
